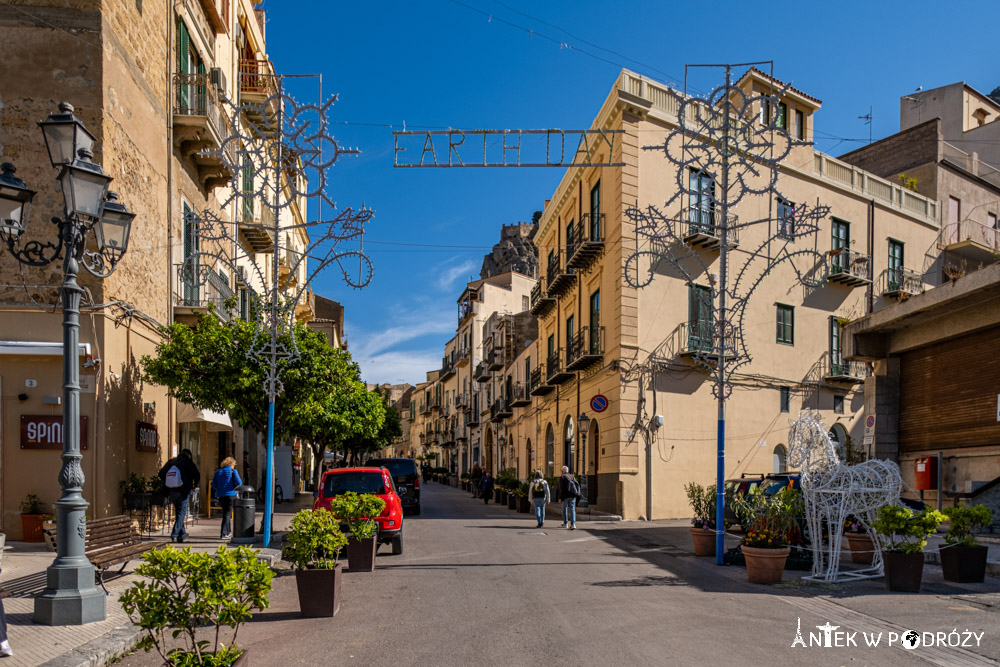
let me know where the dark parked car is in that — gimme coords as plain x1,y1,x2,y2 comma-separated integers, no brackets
366,458,421,515
724,473,802,527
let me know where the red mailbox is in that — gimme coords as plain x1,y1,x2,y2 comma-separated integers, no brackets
914,457,937,490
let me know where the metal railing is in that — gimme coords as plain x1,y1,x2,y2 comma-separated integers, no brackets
679,207,740,244
566,327,604,367
567,213,605,258
529,365,546,392
825,358,870,381
510,381,529,405
172,73,235,164
546,352,565,382
546,253,562,289
679,319,717,355
239,58,279,99
880,267,923,296
937,219,1000,251
175,264,234,320
828,248,872,282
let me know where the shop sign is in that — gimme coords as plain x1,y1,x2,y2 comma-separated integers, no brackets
20,415,88,450
136,421,158,453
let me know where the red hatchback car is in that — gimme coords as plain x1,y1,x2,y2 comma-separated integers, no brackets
313,467,404,554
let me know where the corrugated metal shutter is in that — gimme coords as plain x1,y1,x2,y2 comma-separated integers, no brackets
899,325,1000,452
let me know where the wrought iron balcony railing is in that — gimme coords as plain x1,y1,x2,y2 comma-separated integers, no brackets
827,248,872,287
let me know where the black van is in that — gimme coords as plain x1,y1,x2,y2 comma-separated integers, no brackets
366,458,421,515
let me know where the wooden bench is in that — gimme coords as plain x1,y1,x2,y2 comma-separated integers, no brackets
41,516,168,594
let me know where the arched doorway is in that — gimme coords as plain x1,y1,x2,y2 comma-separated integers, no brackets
544,424,554,477
563,415,575,473
772,444,787,474
588,418,599,503
828,424,848,461
484,427,493,475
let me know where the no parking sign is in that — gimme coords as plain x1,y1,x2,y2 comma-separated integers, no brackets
590,394,608,413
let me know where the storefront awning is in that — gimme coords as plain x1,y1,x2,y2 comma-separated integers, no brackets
176,403,233,431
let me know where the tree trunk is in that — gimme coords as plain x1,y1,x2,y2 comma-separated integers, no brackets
311,442,326,492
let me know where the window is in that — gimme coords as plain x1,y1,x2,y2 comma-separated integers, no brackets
833,395,845,414
563,416,575,474
831,219,850,272
761,99,771,125
989,212,998,230
176,19,205,112
777,197,796,239
688,284,713,352
688,168,715,232
589,290,600,354
794,109,805,140
524,356,530,383
566,315,575,347
547,333,555,361
888,239,904,291
590,181,602,241
566,219,575,247
239,287,249,320
830,317,844,373
522,295,529,312
776,305,794,345
545,424,555,477
777,102,788,130
949,196,961,224
773,445,787,474
779,387,790,413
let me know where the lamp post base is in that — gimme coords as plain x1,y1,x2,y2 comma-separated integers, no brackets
33,562,106,625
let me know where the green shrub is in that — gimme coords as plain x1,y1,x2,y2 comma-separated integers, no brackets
872,504,945,554
20,493,44,514
284,510,348,569
684,482,718,529
329,491,386,540
943,504,993,548
119,545,272,666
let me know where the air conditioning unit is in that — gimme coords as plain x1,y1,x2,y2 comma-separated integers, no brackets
209,67,226,93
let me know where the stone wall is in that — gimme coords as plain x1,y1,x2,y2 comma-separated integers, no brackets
838,119,941,190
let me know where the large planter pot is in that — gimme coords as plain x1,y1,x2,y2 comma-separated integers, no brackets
295,565,343,617
494,490,502,503
21,514,45,542
123,492,151,511
883,551,924,592
346,536,377,572
940,545,989,584
518,497,530,513
741,545,790,584
844,532,875,565
507,495,517,510
689,527,716,557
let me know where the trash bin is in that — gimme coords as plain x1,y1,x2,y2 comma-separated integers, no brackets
232,485,255,543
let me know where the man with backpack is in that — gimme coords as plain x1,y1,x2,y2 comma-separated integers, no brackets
558,465,581,530
529,470,550,528
158,448,200,543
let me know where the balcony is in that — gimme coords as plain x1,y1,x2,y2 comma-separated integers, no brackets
546,252,576,298
430,396,441,412
455,345,471,367
238,59,280,128
455,392,470,410
172,73,235,191
420,402,431,417
474,361,491,383
466,409,480,427
567,213,605,270
458,296,479,325
879,267,923,300
566,327,604,372
490,398,513,423
680,208,739,251
294,287,315,322
827,249,872,287
824,358,870,384
937,219,1000,265
546,351,574,385
677,320,734,361
509,382,530,407
440,356,456,381
530,281,555,317
487,348,504,371
173,263,234,324
529,365,554,396
238,205,276,253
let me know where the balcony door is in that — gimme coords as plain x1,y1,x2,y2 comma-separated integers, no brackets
176,19,205,113
590,181,601,241
688,168,715,233
829,317,844,374
182,201,199,305
831,219,849,273
589,290,600,354
688,284,713,352
566,315,575,354
888,239,904,290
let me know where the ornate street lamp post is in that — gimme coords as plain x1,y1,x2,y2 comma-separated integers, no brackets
577,412,590,508
0,103,135,625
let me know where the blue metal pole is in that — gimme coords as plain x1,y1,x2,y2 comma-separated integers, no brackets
716,417,725,565
263,399,275,547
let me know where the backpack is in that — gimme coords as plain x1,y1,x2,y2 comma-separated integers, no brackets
532,479,546,498
164,464,183,488
567,478,581,499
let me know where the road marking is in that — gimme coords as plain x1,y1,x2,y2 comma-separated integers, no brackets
565,536,606,543
399,551,481,562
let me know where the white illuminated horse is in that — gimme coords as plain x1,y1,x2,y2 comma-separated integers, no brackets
787,410,901,582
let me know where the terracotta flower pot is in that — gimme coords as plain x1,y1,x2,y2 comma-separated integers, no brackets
21,514,45,542
844,532,875,565
346,536,377,572
883,551,924,592
689,527,716,557
940,545,988,584
295,565,343,617
741,545,790,584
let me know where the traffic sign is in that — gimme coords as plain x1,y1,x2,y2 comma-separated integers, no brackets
590,395,608,413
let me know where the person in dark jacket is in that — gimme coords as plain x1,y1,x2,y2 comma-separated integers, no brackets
480,470,494,504
159,449,200,543
558,465,579,530
470,462,483,499
212,456,242,540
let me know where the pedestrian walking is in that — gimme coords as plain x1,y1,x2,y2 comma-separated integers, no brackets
558,465,580,529
480,470,494,504
212,456,242,540
529,470,550,528
471,462,483,498
158,448,200,543
0,586,11,657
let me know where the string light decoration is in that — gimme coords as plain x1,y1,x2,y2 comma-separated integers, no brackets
622,63,832,562
182,88,374,546
787,410,901,582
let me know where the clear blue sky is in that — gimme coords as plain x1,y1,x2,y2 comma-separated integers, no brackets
265,0,998,385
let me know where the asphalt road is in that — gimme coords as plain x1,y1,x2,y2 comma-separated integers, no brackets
121,483,1000,667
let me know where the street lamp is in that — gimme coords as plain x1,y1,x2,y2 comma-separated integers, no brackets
578,412,590,508
0,103,135,626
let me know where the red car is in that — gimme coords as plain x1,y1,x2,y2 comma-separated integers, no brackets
313,467,404,554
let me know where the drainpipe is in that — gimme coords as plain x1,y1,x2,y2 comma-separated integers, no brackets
166,0,176,463
576,179,583,475
867,198,875,314
647,368,655,521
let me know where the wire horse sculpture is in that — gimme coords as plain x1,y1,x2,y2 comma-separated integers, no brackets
788,410,901,582
622,63,832,561
180,86,374,545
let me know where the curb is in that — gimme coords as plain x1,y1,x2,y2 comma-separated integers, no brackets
40,623,143,667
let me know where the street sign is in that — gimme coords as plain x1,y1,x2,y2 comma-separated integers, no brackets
864,415,876,438
591,395,608,413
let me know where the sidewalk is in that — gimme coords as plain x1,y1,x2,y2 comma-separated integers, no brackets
1,493,313,667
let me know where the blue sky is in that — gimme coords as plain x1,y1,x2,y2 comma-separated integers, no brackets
265,1,998,385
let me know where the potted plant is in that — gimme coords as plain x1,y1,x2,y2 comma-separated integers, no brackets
516,483,531,513
684,482,718,557
20,493,46,542
119,545,272,666
507,485,517,510
872,504,944,592
120,473,152,511
284,509,348,617
940,504,993,583
329,491,385,573
735,487,803,584
843,515,876,565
